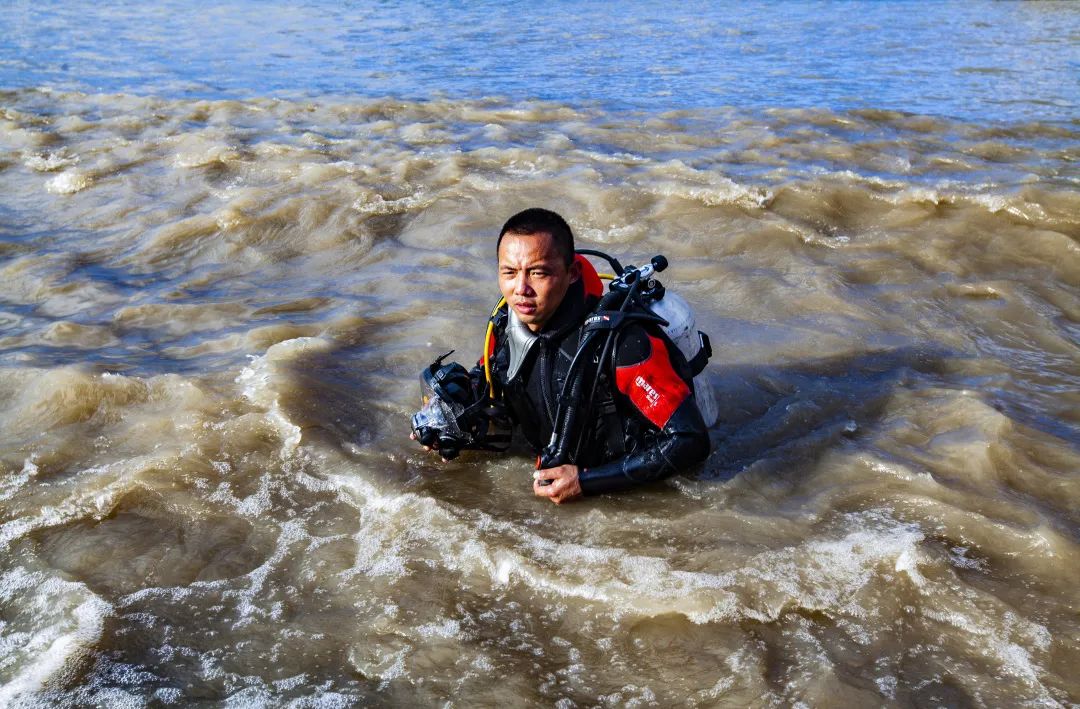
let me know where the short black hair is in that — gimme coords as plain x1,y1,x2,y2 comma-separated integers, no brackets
497,208,575,267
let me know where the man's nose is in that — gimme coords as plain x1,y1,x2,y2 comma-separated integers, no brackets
514,275,534,296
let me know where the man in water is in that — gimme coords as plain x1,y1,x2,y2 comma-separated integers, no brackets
412,208,710,504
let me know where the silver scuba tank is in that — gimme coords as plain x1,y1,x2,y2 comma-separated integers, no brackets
648,291,719,427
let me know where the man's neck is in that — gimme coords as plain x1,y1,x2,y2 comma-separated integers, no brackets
536,278,587,338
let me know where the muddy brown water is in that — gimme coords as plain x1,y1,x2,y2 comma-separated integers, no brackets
0,89,1078,706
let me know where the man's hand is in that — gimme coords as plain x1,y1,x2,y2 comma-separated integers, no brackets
409,431,451,463
533,464,582,505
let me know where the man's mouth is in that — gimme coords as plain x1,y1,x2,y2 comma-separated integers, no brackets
514,302,537,315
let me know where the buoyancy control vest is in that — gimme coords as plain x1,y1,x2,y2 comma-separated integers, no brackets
486,277,614,463
482,250,716,471
412,249,714,476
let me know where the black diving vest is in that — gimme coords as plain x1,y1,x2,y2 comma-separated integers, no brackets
488,279,655,467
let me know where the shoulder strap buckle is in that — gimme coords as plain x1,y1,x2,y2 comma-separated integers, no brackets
687,331,712,376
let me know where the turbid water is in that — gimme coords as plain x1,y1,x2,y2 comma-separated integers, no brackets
1,2,1079,707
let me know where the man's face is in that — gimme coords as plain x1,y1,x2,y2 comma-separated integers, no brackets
498,232,580,333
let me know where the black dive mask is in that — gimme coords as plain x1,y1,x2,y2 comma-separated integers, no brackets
411,351,510,460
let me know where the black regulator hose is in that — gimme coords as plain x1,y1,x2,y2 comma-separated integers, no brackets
536,254,670,481
572,276,643,463
538,278,638,474
575,248,624,276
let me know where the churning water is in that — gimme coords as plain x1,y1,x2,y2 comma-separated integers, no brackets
1,1,1078,706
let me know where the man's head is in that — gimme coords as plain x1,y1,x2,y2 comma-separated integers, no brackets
497,208,581,333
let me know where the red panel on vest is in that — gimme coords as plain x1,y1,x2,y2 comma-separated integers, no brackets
615,335,690,428
575,254,604,299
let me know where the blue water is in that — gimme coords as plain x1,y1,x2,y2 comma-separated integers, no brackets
2,0,1077,122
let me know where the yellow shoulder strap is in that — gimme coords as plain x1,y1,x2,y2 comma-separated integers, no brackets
482,298,506,398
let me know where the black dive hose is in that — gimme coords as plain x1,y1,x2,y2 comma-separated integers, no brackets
537,254,670,481
536,285,630,474
575,248,624,276
570,275,641,463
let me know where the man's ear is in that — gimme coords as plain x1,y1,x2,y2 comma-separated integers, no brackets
568,259,581,283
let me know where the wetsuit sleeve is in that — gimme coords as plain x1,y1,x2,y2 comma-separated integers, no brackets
578,326,710,495
468,361,488,399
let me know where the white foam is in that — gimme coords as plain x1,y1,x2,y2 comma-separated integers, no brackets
330,464,947,654
44,170,93,194
207,474,274,520
348,529,408,579
0,457,39,503
920,601,1054,698
415,618,462,640
650,177,772,209
235,338,332,459
947,546,986,571
170,134,241,168
227,520,305,629
284,690,356,708
271,674,308,692
25,152,78,172
348,641,409,689
352,190,432,215
221,685,274,708
0,568,112,706
894,547,926,586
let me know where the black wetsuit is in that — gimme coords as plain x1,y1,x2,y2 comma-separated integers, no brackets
483,278,710,494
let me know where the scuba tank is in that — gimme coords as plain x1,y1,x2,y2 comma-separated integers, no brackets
647,291,718,427
576,249,717,428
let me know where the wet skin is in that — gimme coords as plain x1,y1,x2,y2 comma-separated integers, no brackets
496,231,580,333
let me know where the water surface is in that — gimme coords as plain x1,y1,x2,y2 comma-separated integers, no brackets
1,2,1079,707
2,0,1078,120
